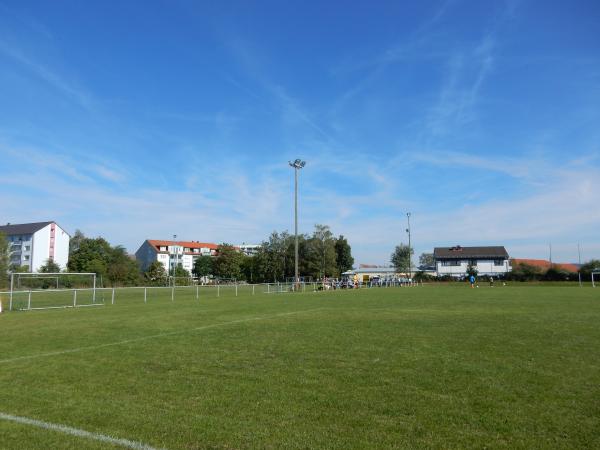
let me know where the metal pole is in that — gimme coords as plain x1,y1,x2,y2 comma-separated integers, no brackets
235,283,238,297
144,287,147,303
252,284,255,295
73,289,77,307
578,243,582,287
9,273,14,311
196,284,199,300
406,212,412,280
289,160,305,289
294,166,299,287
28,289,31,310
93,274,96,304
217,285,220,297
171,286,174,302
112,288,115,304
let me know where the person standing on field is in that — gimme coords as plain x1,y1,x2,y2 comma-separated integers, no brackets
469,274,475,288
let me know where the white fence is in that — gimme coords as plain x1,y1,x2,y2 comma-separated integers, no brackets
0,280,419,313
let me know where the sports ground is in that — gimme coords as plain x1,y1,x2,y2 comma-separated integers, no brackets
1,284,599,449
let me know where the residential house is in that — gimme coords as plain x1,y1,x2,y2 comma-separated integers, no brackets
0,221,70,272
434,245,510,278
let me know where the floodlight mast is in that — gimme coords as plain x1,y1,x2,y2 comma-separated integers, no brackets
289,159,306,287
173,234,177,287
406,212,412,279
578,243,582,287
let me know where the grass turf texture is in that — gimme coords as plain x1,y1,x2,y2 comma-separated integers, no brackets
1,285,599,449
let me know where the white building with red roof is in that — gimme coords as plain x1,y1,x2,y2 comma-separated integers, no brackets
135,239,219,274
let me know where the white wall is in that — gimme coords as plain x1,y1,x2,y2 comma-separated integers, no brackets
157,253,169,271
31,226,50,271
53,223,70,270
437,259,511,277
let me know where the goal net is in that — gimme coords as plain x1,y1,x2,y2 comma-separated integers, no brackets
8,272,99,311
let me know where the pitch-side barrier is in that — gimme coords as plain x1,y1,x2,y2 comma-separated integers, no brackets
0,280,419,312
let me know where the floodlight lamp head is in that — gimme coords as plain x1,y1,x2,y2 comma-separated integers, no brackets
289,159,306,169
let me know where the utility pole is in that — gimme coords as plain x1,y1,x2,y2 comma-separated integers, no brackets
406,212,412,279
173,234,177,287
289,159,306,288
578,243,582,287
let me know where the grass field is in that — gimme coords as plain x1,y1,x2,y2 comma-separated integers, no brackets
1,284,599,449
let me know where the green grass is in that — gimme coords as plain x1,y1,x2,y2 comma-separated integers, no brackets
1,285,599,449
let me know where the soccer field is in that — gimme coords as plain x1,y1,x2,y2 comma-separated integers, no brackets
1,285,599,449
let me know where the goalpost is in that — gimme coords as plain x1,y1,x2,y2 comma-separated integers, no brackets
592,271,600,288
9,272,97,311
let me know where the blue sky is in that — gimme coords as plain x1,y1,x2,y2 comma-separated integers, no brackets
1,0,599,265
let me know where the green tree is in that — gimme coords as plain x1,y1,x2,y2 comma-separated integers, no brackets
173,264,190,277
391,243,413,274
307,224,337,278
69,229,86,254
0,232,8,288
419,253,435,267
106,246,141,286
213,244,243,280
68,238,140,286
580,259,600,279
543,267,570,281
240,254,256,283
144,261,167,284
192,256,214,279
68,237,112,275
466,263,478,278
39,258,61,273
507,261,542,281
334,235,354,274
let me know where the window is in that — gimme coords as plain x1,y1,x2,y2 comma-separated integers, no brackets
441,260,461,266
24,255,30,260
494,259,504,266
24,246,30,251
469,259,477,266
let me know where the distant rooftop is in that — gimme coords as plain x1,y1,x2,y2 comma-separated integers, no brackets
434,246,509,259
511,258,579,273
147,239,219,250
0,221,55,236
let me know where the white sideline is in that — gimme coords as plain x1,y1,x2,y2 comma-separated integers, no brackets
0,308,325,365
0,412,164,449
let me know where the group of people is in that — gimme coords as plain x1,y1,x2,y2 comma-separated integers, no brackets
321,275,361,290
469,275,504,288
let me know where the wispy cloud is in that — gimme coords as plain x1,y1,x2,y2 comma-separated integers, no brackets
424,32,496,138
0,39,94,111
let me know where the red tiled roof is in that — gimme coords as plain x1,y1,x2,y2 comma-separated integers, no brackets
511,259,578,273
147,240,219,250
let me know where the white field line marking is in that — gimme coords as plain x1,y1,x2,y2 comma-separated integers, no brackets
0,308,325,365
0,412,165,450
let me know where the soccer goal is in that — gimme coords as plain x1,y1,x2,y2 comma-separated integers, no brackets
8,272,98,311
592,271,600,288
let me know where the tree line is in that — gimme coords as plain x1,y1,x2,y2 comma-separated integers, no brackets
0,225,353,288
190,224,353,283
3,228,599,288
